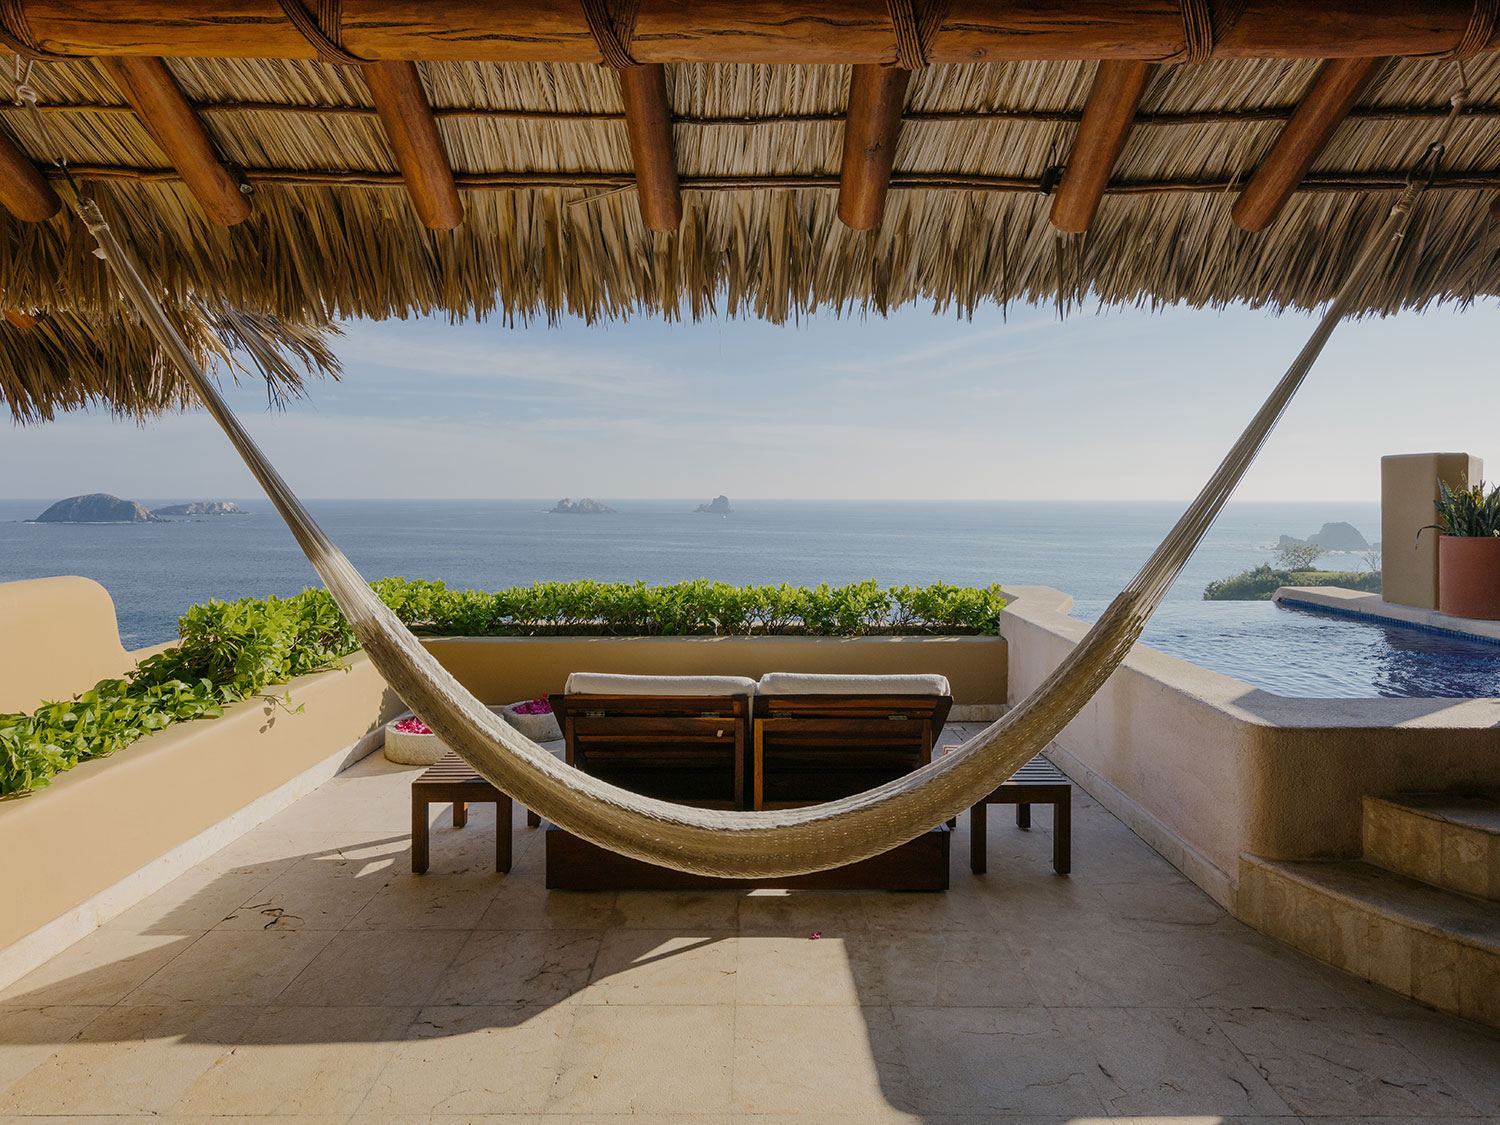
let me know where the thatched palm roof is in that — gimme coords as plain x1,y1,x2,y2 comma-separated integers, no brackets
2,30,1498,417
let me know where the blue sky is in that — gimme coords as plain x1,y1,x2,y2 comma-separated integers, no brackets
3,297,1497,501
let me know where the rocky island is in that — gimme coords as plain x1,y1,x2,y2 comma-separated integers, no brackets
32,493,160,523
550,498,615,514
695,495,733,514
153,501,246,517
1278,521,1370,552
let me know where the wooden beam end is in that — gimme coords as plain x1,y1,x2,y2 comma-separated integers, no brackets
837,64,910,231
1233,56,1385,234
1047,59,1153,235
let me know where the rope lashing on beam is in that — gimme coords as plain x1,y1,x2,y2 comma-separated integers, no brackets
888,0,950,70
1442,0,1499,60
580,0,641,70
275,0,370,67
1175,0,1215,65
0,0,74,61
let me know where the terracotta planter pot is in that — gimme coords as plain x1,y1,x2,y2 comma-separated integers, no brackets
1437,535,1500,620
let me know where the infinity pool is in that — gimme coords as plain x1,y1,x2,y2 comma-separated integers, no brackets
1075,599,1500,699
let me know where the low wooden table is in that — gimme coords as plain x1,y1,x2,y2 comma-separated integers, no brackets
411,752,513,874
968,753,1072,875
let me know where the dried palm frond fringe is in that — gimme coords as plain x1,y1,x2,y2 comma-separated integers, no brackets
0,302,340,423
0,54,1498,417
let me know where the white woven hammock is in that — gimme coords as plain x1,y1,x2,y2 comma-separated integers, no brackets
75,179,1425,880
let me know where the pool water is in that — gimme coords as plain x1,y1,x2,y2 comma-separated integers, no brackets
1105,599,1500,699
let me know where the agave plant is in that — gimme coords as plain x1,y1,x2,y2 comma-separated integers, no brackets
1424,478,1500,539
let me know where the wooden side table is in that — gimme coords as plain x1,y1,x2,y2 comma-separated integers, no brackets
968,753,1072,875
411,752,514,874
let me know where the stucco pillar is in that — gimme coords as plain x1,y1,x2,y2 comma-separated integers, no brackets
1381,452,1483,609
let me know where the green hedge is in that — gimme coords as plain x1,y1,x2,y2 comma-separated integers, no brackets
1,579,1005,797
372,577,1007,637
1203,565,1381,601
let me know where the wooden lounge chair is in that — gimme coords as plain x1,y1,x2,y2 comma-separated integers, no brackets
751,673,952,810
550,673,757,809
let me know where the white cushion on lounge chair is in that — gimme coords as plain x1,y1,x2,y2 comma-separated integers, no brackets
756,672,951,696
564,672,758,696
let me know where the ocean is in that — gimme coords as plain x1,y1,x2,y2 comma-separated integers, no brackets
5,496,1494,699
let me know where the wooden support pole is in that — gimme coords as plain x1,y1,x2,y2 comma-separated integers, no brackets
98,57,250,225
1232,56,1385,232
17,2,1498,64
616,64,681,232
361,61,464,230
1049,60,1153,234
838,63,909,231
0,131,61,222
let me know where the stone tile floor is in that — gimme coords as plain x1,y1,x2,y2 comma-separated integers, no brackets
3,723,1499,1122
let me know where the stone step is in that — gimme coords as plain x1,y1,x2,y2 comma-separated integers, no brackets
1238,855,1500,1029
1364,794,1500,901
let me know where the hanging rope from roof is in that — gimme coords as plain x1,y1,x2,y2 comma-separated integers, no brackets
43,67,1471,880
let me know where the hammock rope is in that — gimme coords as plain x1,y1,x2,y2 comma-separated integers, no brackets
61,83,1457,880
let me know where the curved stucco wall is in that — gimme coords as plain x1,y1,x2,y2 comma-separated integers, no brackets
1000,586,1500,905
0,577,134,713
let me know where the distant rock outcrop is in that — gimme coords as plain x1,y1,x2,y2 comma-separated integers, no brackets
695,495,733,514
32,493,159,523
550,497,615,514
152,501,245,517
1280,521,1369,552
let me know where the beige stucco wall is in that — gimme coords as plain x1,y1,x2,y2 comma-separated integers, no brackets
1382,452,1483,610
420,634,1006,708
0,651,400,951
0,577,136,713
1000,586,1500,907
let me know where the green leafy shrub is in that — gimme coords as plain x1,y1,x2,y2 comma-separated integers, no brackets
1203,564,1381,601
1,589,358,798
376,577,1005,638
1424,478,1500,539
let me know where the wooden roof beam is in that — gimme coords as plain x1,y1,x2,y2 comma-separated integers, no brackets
616,64,681,232
0,131,61,222
19,2,1499,63
1050,60,1154,234
838,63,909,231
1232,56,1386,232
361,61,464,230
98,57,250,225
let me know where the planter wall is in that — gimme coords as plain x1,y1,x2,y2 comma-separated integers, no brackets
1438,535,1500,620
418,634,1007,713
0,651,402,956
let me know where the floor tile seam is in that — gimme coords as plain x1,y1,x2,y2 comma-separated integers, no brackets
529,1001,590,1117
194,925,341,1011
340,1001,458,1120
105,926,222,1009
1194,1005,1489,1119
